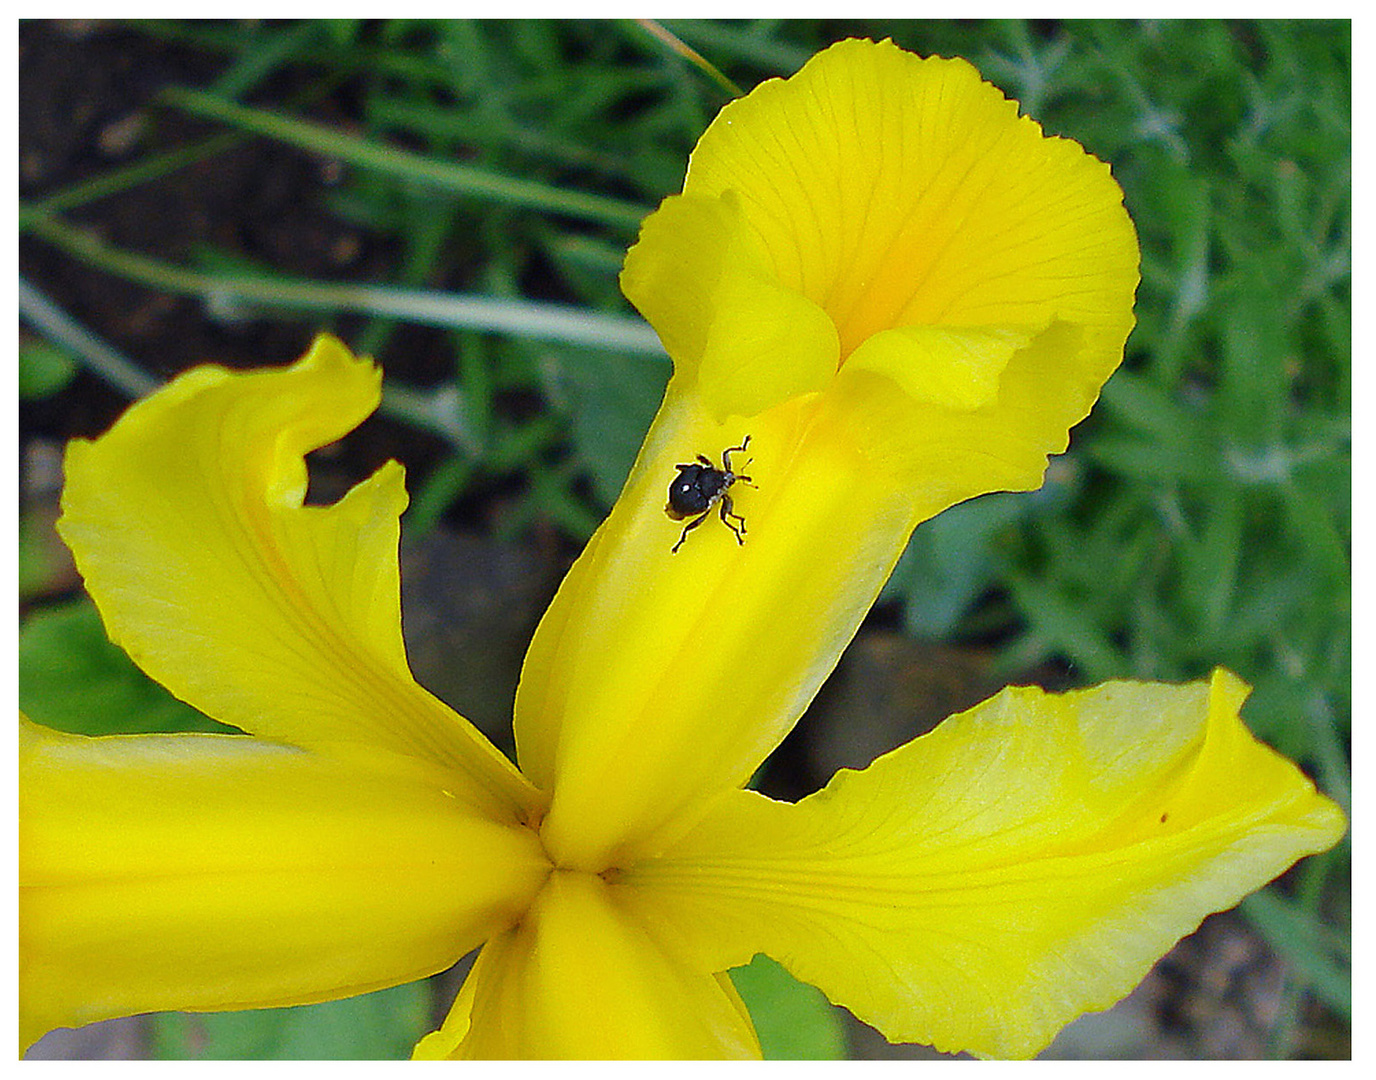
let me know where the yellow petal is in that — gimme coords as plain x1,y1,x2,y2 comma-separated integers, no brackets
685,38,1138,372
416,870,759,1059
619,670,1345,1059
845,323,1037,411
620,191,839,420
19,715,550,1052
56,334,539,821
516,389,916,871
828,318,1100,497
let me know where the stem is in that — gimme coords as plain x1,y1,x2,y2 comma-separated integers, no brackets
635,19,743,97
17,277,160,398
24,211,666,356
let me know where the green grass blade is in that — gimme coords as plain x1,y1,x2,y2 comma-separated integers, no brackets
24,211,665,355
158,86,651,230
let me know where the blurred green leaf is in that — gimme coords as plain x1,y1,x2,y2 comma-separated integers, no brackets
149,981,430,1060
18,510,68,601
559,347,671,508
18,340,79,399
1242,886,1350,1021
883,492,1034,638
730,955,847,1060
19,598,231,736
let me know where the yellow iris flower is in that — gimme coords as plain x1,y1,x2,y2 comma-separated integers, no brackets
20,39,1344,1059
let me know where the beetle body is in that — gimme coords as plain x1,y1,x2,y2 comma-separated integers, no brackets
665,437,754,553
666,462,728,517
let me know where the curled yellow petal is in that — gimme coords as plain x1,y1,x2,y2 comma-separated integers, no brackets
19,715,551,1052
845,323,1037,411
619,191,839,419
619,670,1345,1059
416,870,759,1059
56,334,539,821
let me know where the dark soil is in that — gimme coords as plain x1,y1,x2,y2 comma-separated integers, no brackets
20,20,457,485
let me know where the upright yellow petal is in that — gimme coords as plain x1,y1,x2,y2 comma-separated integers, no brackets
415,870,759,1059
526,40,1138,869
620,671,1345,1059
19,716,550,1052
57,335,539,821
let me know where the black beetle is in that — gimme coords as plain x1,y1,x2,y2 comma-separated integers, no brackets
665,436,755,553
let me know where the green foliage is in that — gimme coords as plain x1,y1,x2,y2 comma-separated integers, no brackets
149,982,430,1060
18,340,78,399
730,955,848,1059
1243,884,1350,1022
18,513,64,602
18,598,233,736
965,22,1351,775
559,347,671,507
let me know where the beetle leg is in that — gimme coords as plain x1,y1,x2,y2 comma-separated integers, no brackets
722,435,751,472
696,454,714,467
720,493,747,544
671,509,711,553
